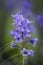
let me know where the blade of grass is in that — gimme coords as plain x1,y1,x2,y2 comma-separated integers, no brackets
0,53,21,64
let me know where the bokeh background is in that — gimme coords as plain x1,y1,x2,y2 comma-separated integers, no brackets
0,0,43,65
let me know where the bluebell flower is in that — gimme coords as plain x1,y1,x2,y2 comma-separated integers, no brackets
21,48,34,56
15,37,23,43
10,12,38,58
12,30,23,43
11,13,32,40
11,13,32,27
11,41,16,48
21,48,29,56
23,31,31,38
9,30,14,36
11,14,24,27
10,13,38,44
28,49,34,56
23,18,32,25
30,38,38,47
11,13,24,21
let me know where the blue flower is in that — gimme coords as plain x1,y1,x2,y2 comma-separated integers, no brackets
15,37,23,43
28,49,34,56
11,13,32,42
10,13,38,45
11,13,24,22
10,12,38,58
21,48,29,56
11,41,16,48
11,14,24,27
9,30,14,36
30,38,38,47
23,31,31,38
21,48,34,56
11,13,32,27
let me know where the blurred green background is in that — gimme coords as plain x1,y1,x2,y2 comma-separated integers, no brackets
0,0,43,65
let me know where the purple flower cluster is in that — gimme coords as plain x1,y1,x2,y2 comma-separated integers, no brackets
10,12,38,56
10,13,32,43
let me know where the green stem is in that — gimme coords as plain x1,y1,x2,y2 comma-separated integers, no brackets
23,56,28,65
22,57,24,65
